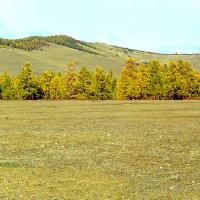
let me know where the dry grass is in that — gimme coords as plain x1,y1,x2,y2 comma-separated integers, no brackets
0,100,200,199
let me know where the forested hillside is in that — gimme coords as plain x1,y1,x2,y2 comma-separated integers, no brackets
0,35,200,74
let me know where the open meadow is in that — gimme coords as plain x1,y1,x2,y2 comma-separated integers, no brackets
0,100,200,199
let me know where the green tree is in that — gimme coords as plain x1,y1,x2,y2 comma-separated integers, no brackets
77,66,92,99
147,60,167,99
16,63,40,100
90,66,114,100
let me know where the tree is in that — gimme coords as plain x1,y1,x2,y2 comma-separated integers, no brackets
90,66,114,100
137,64,149,99
39,69,56,99
0,58,199,100
77,66,92,99
166,60,194,99
191,72,200,97
116,57,149,100
16,63,40,100
125,64,149,100
63,61,78,99
0,72,15,100
49,75,65,100
116,57,138,99
147,60,167,99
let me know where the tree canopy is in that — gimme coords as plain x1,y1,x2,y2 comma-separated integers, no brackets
0,58,199,100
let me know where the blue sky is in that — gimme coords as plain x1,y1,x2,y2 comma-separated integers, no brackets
0,0,200,53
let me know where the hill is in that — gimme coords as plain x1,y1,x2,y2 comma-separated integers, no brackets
0,35,200,74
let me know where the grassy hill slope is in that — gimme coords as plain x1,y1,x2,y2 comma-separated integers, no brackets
0,35,200,74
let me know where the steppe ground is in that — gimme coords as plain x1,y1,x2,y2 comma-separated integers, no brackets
0,100,199,199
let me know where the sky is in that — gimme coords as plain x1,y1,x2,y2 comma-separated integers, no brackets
0,0,200,53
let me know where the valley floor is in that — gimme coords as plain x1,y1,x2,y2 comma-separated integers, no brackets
0,100,200,199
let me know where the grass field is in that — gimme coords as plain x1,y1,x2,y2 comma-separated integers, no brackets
1,43,200,75
0,100,200,199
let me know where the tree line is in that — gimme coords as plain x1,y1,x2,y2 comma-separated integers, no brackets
0,37,48,51
0,35,99,55
0,58,199,100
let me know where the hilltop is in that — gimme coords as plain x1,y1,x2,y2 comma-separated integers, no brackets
0,35,200,74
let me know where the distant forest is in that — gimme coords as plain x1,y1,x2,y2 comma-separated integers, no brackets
0,35,99,55
0,58,199,100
